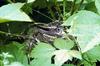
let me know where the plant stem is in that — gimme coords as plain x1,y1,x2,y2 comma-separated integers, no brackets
33,9,53,21
70,0,77,15
54,0,63,20
47,4,56,20
6,23,11,34
75,0,84,13
79,0,84,10
12,0,16,3
45,0,56,20
0,31,24,38
7,0,13,3
63,0,66,21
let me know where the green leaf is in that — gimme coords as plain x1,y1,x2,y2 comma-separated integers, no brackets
63,10,100,52
83,33,100,53
31,58,54,66
54,38,74,50
21,3,32,14
69,50,82,59
0,3,32,23
85,2,97,12
84,46,100,62
0,60,4,66
53,49,82,66
0,42,27,65
31,42,55,66
82,60,96,66
0,52,13,58
53,50,72,66
31,42,81,66
31,42,55,58
95,0,100,14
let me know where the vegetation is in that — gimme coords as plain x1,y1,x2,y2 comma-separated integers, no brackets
0,0,100,66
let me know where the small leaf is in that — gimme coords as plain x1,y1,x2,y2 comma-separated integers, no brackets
0,3,32,23
69,50,82,60
95,0,100,14
53,50,72,66
1,52,13,58
54,38,74,50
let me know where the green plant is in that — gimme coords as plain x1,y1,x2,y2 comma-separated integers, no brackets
0,0,100,66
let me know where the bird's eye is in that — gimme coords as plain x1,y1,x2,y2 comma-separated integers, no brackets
56,28,61,32
57,28,60,31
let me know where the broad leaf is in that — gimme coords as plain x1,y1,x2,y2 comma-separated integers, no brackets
82,60,96,66
54,38,74,50
53,49,82,66
31,42,55,58
84,46,100,62
0,3,32,23
63,10,100,52
83,33,100,52
53,50,72,66
31,42,81,66
31,58,54,66
31,42,55,66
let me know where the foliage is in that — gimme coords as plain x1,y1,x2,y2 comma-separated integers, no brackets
0,3,32,22
0,0,100,66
